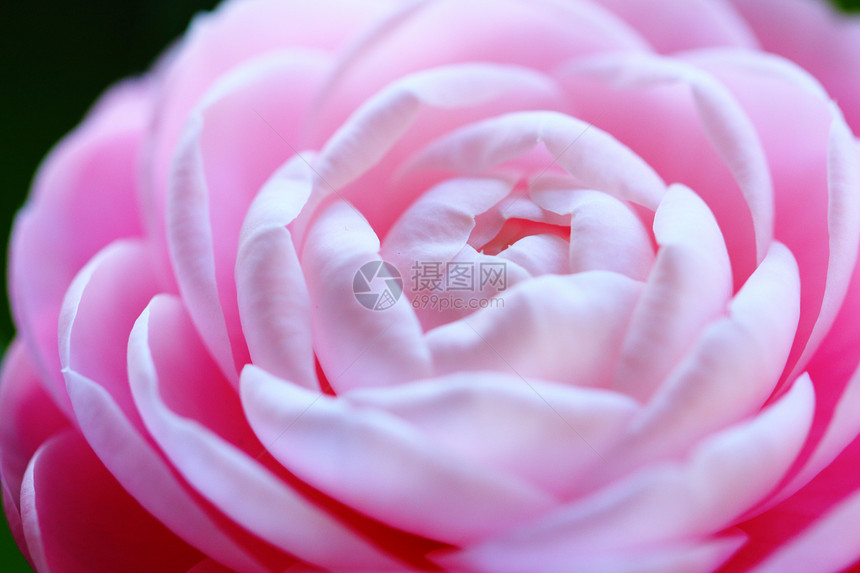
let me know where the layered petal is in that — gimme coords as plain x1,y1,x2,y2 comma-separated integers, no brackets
20,431,201,573
426,272,642,387
241,366,556,546
445,377,814,571
10,81,149,416
301,200,432,392
128,295,401,570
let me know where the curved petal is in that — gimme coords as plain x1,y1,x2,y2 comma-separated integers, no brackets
301,200,432,391
612,184,732,401
309,0,648,146
438,535,744,573
0,342,67,521
750,484,860,573
58,240,161,422
241,365,556,546
426,272,642,387
20,431,201,573
167,51,332,385
345,372,637,498
147,0,400,248
10,80,149,416
402,110,667,210
728,0,860,130
498,234,571,277
2,479,29,567
529,184,654,281
58,241,269,572
446,377,814,569
303,63,564,240
564,51,774,265
382,176,516,276
588,242,800,490
686,49,860,388
762,360,860,511
128,297,400,571
236,156,317,389
596,0,758,53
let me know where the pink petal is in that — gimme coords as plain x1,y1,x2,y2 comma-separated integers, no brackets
58,242,268,572
0,341,67,569
0,342,67,513
587,242,800,491
2,480,29,567
761,355,860,512
236,156,317,389
403,110,666,210
596,0,758,53
309,63,563,237
345,372,637,498
426,272,642,387
380,176,521,328
565,51,774,265
729,0,860,130
301,200,432,391
439,535,744,573
20,431,201,572
127,297,399,570
687,49,860,388
240,365,556,545
382,176,516,274
612,184,732,401
726,432,860,571
10,80,149,416
498,234,571,277
529,184,654,281
167,52,331,386
147,0,401,253
310,0,648,146
750,484,860,573
446,377,814,569
58,240,161,422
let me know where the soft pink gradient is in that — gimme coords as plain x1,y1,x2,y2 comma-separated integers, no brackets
3,0,860,571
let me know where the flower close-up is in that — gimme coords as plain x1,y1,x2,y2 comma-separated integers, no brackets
3,0,860,571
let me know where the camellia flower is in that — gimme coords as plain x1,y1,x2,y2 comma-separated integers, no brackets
3,0,860,571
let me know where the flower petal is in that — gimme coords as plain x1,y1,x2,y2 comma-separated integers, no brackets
686,49,860,387
426,271,642,387
0,342,67,514
612,183,732,401
345,372,637,498
588,242,800,490
241,365,556,545
750,484,860,573
301,200,432,391
236,156,317,389
447,376,813,569
128,297,400,570
529,184,654,281
58,241,269,572
597,0,758,53
20,431,201,573
167,51,331,385
438,535,744,573
404,110,667,215
10,80,149,416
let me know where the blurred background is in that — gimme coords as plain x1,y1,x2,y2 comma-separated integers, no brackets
0,0,858,570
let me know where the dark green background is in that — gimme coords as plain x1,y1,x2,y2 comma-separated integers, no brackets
0,0,858,571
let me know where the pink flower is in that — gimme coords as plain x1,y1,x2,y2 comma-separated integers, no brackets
3,0,860,571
